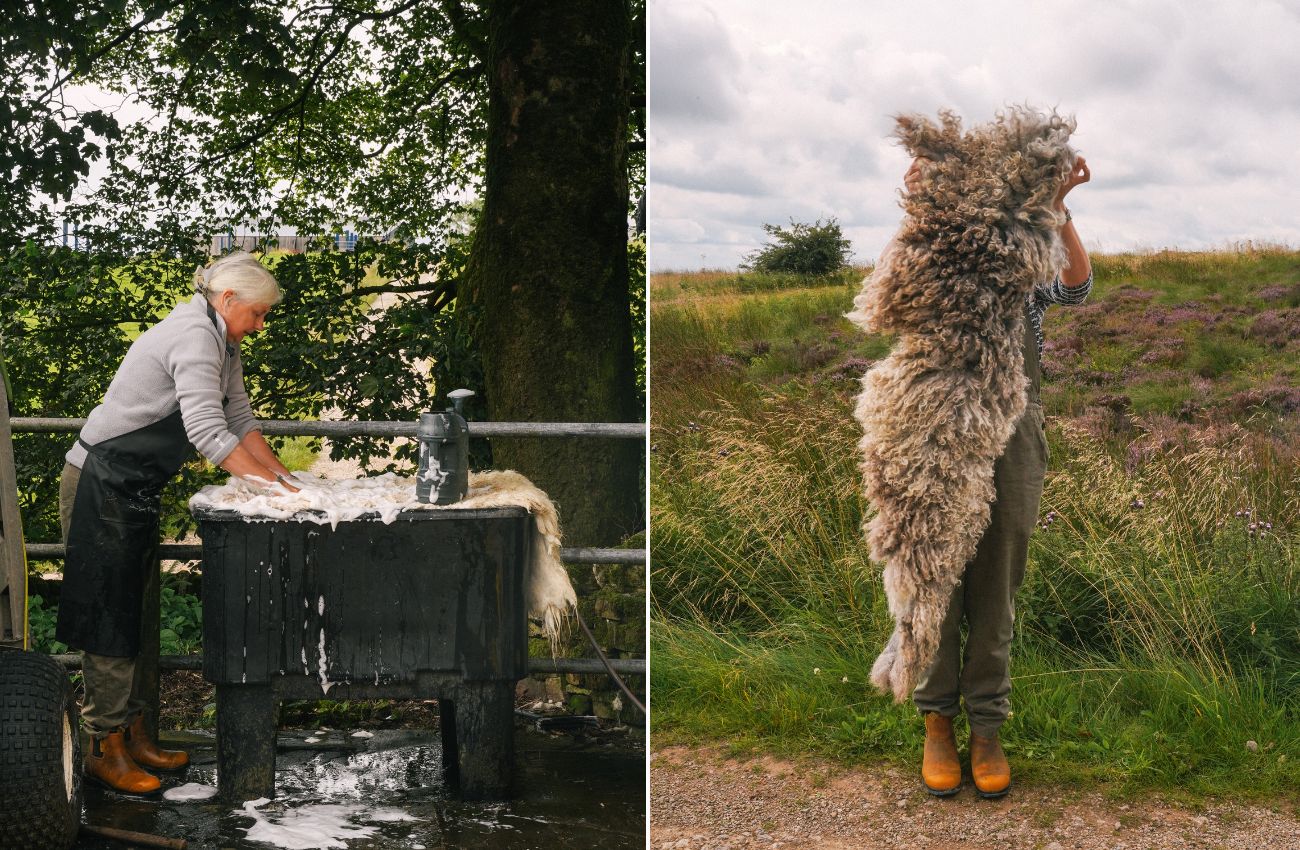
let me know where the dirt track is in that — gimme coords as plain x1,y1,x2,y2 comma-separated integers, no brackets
651,745,1300,850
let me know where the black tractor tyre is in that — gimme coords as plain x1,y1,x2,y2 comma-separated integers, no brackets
0,650,82,850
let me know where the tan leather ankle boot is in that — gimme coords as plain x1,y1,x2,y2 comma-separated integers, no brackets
85,730,161,795
921,712,961,796
125,713,190,772
970,732,1011,798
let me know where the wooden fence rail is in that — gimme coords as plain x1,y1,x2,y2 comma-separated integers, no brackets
7,416,647,684
12,418,645,439
25,543,645,565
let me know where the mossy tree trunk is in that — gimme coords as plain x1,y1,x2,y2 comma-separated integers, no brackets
463,0,641,547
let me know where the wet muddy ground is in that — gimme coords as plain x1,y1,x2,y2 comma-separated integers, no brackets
75,722,644,849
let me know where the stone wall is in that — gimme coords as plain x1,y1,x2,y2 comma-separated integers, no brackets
522,552,645,726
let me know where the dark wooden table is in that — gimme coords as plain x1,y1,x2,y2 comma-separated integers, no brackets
194,505,531,801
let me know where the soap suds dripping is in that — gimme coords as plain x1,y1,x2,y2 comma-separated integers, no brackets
317,595,333,695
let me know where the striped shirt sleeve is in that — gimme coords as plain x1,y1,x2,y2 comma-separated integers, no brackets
1036,270,1093,306
1028,270,1094,356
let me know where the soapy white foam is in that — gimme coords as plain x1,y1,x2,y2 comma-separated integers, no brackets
192,472,435,530
240,799,378,850
418,464,449,486
238,474,298,497
304,736,321,744
163,782,218,801
363,807,417,822
350,730,374,738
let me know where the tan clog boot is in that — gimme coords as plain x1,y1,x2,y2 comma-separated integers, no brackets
970,732,1011,798
124,712,190,772
921,712,961,796
85,730,162,796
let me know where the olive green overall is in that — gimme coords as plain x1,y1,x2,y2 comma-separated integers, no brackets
912,308,1048,738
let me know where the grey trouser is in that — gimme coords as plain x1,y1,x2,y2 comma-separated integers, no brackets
60,462,148,736
911,401,1048,737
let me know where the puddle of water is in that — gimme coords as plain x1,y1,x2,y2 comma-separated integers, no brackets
76,726,644,849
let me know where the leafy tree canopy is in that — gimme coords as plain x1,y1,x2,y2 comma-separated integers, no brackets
0,0,645,545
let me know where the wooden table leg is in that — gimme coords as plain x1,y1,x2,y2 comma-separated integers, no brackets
439,696,458,786
216,683,276,802
451,680,515,801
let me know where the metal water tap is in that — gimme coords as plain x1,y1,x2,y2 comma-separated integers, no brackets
415,389,475,505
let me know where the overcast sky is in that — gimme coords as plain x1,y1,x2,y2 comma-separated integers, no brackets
647,0,1300,270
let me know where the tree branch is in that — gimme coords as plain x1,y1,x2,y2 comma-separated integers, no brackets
191,0,430,173
304,277,456,310
358,60,483,163
440,0,487,65
35,5,177,106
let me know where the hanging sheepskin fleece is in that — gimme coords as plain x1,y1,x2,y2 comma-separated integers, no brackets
846,107,1076,702
457,470,577,651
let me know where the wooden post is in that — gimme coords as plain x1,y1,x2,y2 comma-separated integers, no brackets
439,697,458,786
138,549,162,741
0,370,27,649
215,683,277,801
451,681,515,800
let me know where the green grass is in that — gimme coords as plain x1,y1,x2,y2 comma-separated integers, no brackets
1123,381,1199,415
651,625,1299,797
650,266,867,303
650,248,1300,800
1089,244,1300,306
274,435,322,472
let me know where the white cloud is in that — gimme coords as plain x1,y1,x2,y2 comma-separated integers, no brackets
648,3,746,123
648,0,1300,269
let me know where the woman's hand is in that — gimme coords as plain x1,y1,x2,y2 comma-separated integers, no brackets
1055,156,1090,208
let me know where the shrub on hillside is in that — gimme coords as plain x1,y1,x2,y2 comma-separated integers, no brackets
742,218,853,276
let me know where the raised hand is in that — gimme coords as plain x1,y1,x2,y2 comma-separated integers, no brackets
1056,155,1090,206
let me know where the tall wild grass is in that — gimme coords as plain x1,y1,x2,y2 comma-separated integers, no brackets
651,249,1300,795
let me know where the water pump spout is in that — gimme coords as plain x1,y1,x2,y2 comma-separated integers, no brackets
415,389,475,505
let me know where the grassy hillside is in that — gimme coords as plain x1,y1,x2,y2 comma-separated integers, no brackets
650,247,1300,799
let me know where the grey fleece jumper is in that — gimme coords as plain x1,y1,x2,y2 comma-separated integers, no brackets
65,295,259,468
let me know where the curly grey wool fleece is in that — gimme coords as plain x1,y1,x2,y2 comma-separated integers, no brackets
847,107,1077,702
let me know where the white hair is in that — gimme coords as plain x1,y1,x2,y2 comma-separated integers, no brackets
192,251,282,306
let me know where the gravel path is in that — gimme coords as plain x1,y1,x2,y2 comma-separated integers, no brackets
651,745,1300,850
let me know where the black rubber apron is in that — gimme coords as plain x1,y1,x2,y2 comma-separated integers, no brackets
56,306,227,656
